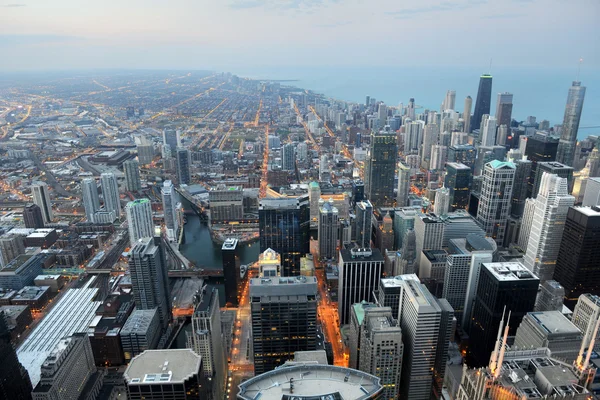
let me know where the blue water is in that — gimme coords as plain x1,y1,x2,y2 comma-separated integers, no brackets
231,66,599,139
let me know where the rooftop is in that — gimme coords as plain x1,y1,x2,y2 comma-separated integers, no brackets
380,274,420,288
124,349,201,385
121,308,158,335
526,311,581,336
484,262,539,282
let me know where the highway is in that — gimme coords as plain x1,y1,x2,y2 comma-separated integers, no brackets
309,105,335,137
293,103,318,149
259,125,269,198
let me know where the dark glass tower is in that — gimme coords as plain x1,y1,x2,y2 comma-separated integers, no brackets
176,147,191,185
532,161,574,198
524,135,560,198
222,238,241,307
23,203,45,229
364,131,397,206
445,162,471,211
0,312,32,400
258,195,310,276
553,206,600,309
556,81,586,167
471,74,493,134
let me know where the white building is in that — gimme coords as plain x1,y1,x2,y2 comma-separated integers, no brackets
477,160,515,245
161,180,179,241
318,199,339,261
125,199,154,245
397,162,411,207
101,172,121,218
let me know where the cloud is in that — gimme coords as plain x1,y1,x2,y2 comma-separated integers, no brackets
313,20,354,28
0,34,82,45
386,0,487,18
228,0,338,11
2,3,26,7
228,0,263,9
483,13,525,19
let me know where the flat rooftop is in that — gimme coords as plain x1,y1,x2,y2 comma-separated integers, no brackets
380,274,420,288
528,311,581,335
484,262,539,282
124,349,201,385
237,364,382,400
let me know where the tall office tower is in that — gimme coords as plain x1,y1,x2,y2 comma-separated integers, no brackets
296,141,308,161
123,159,142,192
188,287,226,400
32,333,98,400
448,144,476,170
259,195,310,276
23,203,45,229
349,301,377,369
136,135,154,165
556,81,586,166
31,182,53,224
535,280,565,312
398,229,418,275
126,199,154,245
379,212,394,253
222,238,241,306
404,120,424,154
407,98,416,120
434,187,450,216
358,307,403,400
161,180,179,241
397,162,411,207
583,177,600,206
476,160,515,245
129,236,171,328
378,103,387,128
318,199,340,261
468,262,539,367
532,161,574,199
250,276,318,374
496,124,509,146
554,206,600,308
308,181,321,223
0,311,32,400
393,208,417,250
338,247,384,324
420,123,439,170
0,234,25,267
507,150,532,217
495,92,513,128
480,115,497,146
442,90,456,111
124,349,207,400
463,96,472,134
397,275,453,400
176,147,191,185
355,200,373,249
445,162,471,211
572,294,600,352
414,213,445,266
523,173,575,281
430,144,448,171
471,74,492,133
101,172,121,218
282,143,296,171
524,135,560,196
365,95,370,107
81,178,101,222
163,128,180,154
365,131,397,206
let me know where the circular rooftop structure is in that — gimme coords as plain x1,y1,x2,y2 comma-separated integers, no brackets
465,233,497,252
237,364,383,400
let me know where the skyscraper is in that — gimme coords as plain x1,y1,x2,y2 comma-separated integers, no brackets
442,90,456,111
176,147,191,185
468,262,539,367
445,162,471,211
126,199,154,245
0,234,25,267
0,311,32,400
318,199,339,261
258,195,310,276
404,120,424,154
161,180,179,241
101,172,121,218
471,74,492,133
522,173,575,281
23,203,45,229
222,238,241,307
495,92,513,128
397,162,411,207
282,143,296,171
476,160,515,245
532,161,574,199
81,178,101,222
524,135,560,197
480,115,497,147
365,131,397,206
556,81,586,166
553,206,600,308
433,187,450,216
136,135,154,165
463,96,472,134
32,182,53,224
420,123,439,170
128,236,171,328
355,200,373,249
250,276,318,374
123,159,142,192
414,213,445,267
163,128,180,154
507,150,532,217
308,181,321,224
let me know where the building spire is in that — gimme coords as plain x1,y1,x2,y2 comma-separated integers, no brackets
489,306,506,375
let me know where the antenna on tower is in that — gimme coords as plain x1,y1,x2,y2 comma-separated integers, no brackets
577,58,583,82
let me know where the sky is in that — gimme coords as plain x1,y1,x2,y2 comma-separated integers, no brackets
0,0,598,71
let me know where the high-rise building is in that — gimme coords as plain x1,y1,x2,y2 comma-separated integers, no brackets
443,90,456,111
176,147,191,185
187,287,226,400
476,160,515,245
583,177,600,206
31,182,53,224
507,150,532,218
0,310,32,400
522,173,575,281
448,144,476,171
208,185,243,224
136,135,154,165
480,115,497,147
282,143,296,171
123,159,142,192
524,135,560,197
31,333,99,400
463,96,472,134
128,236,171,328
23,204,45,229
250,276,318,374
553,206,600,308
124,349,207,400
556,81,586,166
434,187,450,216
378,103,387,128
572,293,600,353
471,74,493,133
120,308,161,360
100,172,121,218
81,178,101,222
532,161,574,199
397,162,411,207
414,213,445,266
355,200,373,249
468,262,539,367
445,162,471,211
318,199,339,261
534,280,565,312
162,128,180,154
404,120,424,153
0,234,25,267
126,199,154,245
358,307,403,400
258,195,310,276
161,180,180,241
365,131,397,206
308,181,321,224
495,92,513,128
222,238,241,307
338,247,384,324
393,208,418,251
420,123,439,170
